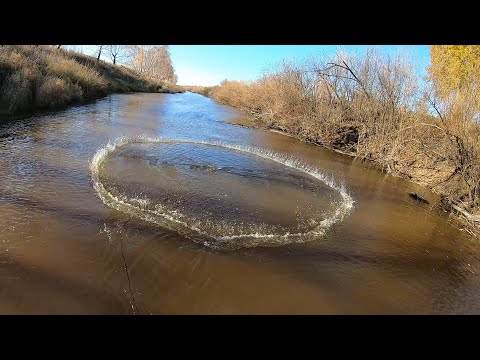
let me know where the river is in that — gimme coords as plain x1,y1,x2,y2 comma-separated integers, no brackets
1,91,479,314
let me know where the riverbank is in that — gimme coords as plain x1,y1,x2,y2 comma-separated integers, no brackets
224,109,480,234
0,45,184,119
186,55,480,235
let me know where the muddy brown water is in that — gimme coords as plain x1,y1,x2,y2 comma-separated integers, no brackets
1,92,480,314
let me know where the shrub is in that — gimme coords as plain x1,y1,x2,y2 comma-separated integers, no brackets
208,49,480,218
0,70,33,114
35,75,83,108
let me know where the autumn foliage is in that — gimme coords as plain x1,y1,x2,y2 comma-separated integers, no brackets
428,45,480,101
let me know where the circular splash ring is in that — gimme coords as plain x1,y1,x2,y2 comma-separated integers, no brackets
90,136,354,249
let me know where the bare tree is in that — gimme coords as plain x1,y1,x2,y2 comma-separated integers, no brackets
148,45,176,83
106,45,124,65
126,45,152,73
125,45,139,69
124,45,177,83
95,45,104,62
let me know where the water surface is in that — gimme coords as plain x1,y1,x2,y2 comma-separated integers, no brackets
1,92,479,314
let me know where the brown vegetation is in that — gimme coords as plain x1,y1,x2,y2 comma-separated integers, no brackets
0,45,184,116
126,45,178,84
183,85,212,97
206,49,480,225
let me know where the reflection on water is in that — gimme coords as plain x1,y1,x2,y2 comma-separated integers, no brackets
1,92,480,314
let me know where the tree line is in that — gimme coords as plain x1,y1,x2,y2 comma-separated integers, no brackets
55,45,177,84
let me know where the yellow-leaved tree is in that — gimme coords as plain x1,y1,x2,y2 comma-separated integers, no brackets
427,45,480,213
428,45,480,99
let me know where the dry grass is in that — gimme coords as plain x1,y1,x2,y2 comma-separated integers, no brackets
0,45,184,116
182,85,213,97
36,75,83,108
208,49,480,220
45,55,108,94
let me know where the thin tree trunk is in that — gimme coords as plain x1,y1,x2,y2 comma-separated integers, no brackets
97,45,103,62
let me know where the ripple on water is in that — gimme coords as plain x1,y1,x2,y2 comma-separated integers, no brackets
90,136,354,250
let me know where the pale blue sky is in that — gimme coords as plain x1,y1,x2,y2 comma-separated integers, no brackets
74,45,431,87
170,45,431,86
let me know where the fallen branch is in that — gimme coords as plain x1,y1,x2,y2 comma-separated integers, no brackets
451,204,480,223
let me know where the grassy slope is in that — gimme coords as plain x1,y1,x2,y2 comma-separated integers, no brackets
0,45,184,117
